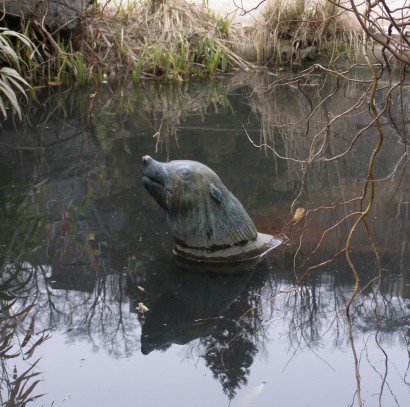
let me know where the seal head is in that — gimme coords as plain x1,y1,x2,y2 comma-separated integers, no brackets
142,155,281,262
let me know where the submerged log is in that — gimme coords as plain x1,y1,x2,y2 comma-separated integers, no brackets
0,0,94,30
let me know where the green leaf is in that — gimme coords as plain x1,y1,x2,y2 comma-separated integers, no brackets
0,78,22,120
0,92,6,118
1,29,35,49
3,73,29,98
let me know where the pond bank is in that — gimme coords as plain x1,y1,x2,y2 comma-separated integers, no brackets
0,0,408,91
0,1,365,88
100,0,409,66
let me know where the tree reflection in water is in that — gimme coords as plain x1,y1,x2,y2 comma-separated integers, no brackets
1,176,409,404
0,185,50,406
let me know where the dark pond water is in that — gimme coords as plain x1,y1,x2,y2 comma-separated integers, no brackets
1,70,409,407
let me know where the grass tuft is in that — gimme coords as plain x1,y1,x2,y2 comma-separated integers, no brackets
254,0,361,65
11,0,253,85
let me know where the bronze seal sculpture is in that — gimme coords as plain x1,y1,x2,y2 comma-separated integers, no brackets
141,155,282,262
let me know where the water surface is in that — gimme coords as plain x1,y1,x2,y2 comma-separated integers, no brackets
1,70,409,407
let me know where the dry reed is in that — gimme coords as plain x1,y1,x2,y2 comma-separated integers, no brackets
254,0,361,65
10,0,364,84
73,0,254,82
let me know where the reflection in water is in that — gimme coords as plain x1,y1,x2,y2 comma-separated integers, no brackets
0,185,50,406
138,263,255,355
134,257,271,399
0,71,409,406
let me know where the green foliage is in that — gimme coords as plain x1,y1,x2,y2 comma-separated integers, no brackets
132,35,230,82
0,67,30,120
0,28,34,120
196,37,228,75
217,15,234,35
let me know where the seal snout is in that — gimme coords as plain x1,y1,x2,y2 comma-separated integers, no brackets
141,155,153,172
141,155,163,184
141,155,168,210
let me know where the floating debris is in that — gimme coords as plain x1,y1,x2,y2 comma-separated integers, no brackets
292,207,305,222
137,302,149,313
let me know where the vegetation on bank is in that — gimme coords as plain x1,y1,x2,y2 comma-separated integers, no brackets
254,0,361,64
0,0,253,89
0,0,362,90
0,0,408,119
0,28,34,120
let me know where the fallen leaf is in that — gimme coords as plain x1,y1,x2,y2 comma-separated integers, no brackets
293,207,305,221
137,302,149,313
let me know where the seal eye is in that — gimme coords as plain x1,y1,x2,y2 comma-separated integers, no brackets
178,167,191,180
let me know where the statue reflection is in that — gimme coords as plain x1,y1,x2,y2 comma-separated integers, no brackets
139,267,253,355
130,254,276,398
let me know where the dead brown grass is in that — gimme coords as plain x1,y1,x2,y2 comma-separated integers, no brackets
79,0,254,81
254,0,361,64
